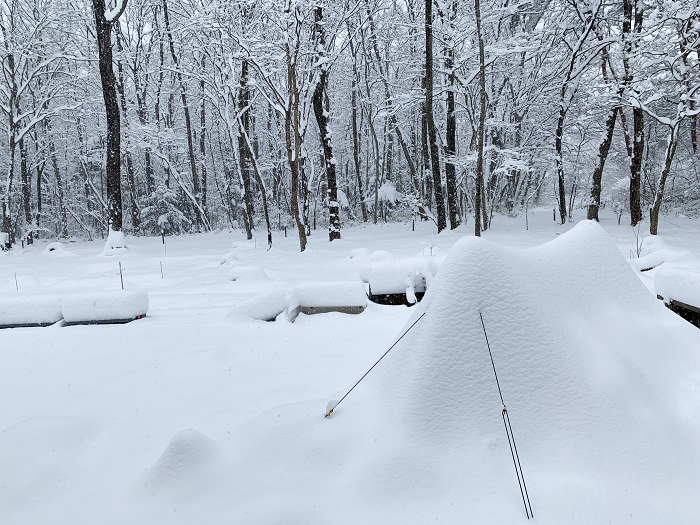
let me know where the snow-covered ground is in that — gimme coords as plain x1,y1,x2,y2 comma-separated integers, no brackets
1,209,699,524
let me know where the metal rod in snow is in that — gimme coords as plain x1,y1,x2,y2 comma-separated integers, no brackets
160,261,164,279
14,272,18,291
119,262,124,290
324,312,426,418
479,311,534,519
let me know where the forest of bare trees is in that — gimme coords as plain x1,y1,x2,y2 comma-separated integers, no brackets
1,0,698,250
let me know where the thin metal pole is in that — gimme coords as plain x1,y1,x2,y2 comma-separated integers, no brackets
325,312,426,418
119,262,124,290
479,311,533,519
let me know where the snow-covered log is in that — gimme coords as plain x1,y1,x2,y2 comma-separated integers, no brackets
61,290,149,325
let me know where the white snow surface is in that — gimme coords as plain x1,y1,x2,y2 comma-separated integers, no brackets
656,267,700,306
0,295,63,326
360,255,440,295
61,290,149,323
1,210,699,524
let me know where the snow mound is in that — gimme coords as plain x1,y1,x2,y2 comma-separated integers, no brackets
101,230,128,256
203,220,700,523
0,295,63,327
143,430,221,492
42,242,71,256
61,290,149,324
229,287,292,322
655,267,700,306
228,266,271,283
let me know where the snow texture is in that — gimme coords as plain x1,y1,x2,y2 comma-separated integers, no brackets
61,290,149,323
228,266,271,283
0,295,63,327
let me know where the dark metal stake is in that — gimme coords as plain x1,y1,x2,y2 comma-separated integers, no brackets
119,262,124,290
479,312,533,519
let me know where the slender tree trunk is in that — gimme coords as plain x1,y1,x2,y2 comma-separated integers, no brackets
19,138,32,243
650,126,679,235
587,106,619,221
349,40,368,222
425,0,446,232
474,0,487,236
238,58,255,239
162,0,204,230
199,54,208,224
443,0,460,229
46,119,68,238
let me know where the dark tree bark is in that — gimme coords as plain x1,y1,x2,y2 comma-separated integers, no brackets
650,126,679,235
587,106,619,221
474,0,487,237
424,0,447,233
238,58,255,239
91,0,128,232
623,0,644,226
312,6,340,241
442,0,460,229
19,139,32,244
199,54,208,223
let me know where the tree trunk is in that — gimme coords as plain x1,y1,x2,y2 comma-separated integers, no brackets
19,138,32,243
238,58,255,239
474,0,487,237
443,0,460,229
587,106,619,221
312,6,340,241
91,0,127,232
650,126,679,235
162,0,204,230
424,0,446,232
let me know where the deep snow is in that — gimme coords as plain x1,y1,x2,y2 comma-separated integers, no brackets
0,209,699,524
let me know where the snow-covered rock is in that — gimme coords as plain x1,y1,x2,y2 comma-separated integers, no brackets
0,295,63,328
61,290,149,325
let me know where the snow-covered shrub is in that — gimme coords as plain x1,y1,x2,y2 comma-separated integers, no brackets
141,187,192,235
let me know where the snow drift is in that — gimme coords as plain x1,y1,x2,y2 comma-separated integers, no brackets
143,220,700,524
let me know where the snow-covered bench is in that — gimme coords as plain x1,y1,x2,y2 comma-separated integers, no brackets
0,295,63,328
229,281,367,323
655,268,700,328
61,290,149,326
